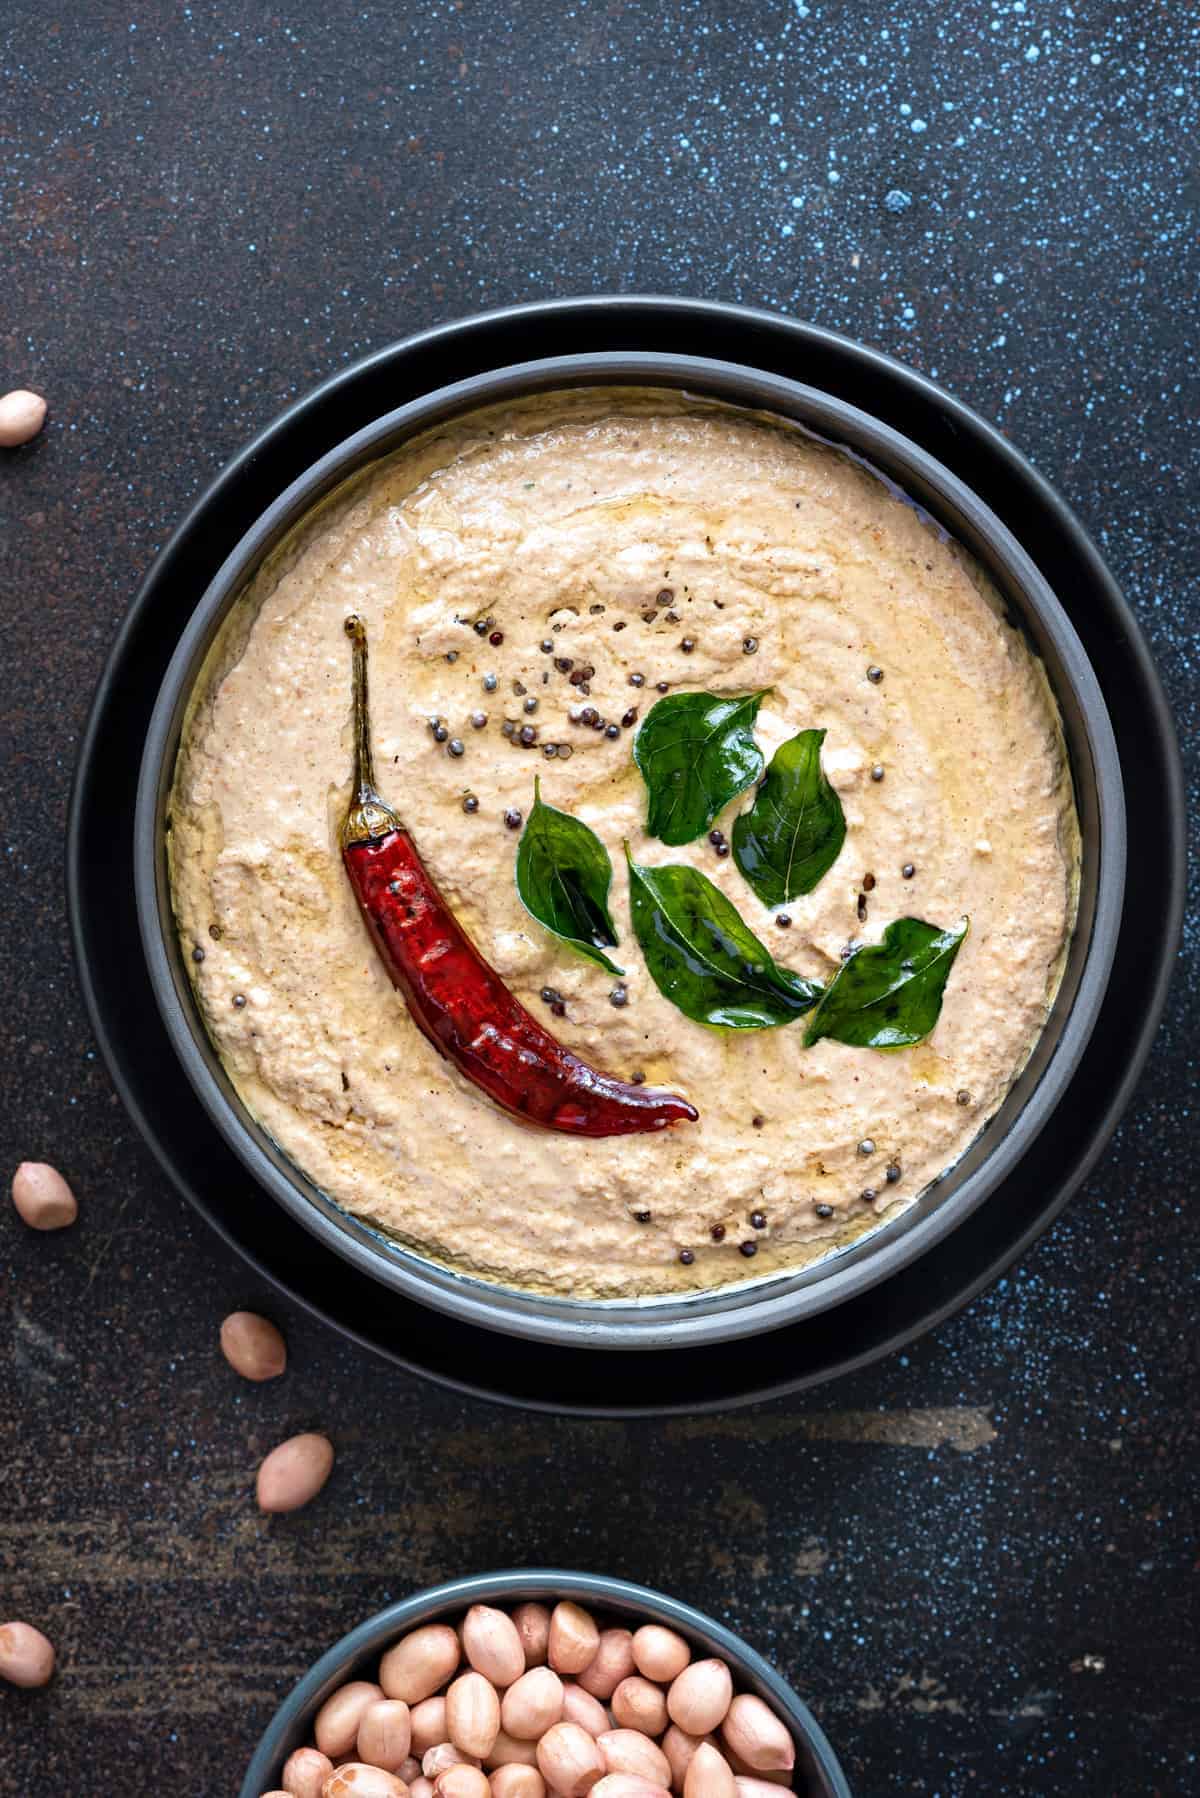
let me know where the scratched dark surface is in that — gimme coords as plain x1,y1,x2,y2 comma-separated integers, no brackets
1,3,1197,1794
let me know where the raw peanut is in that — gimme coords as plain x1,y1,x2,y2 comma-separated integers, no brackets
490,1766,546,1798
512,1604,551,1668
411,1783,435,1798
561,1684,611,1739
221,1310,287,1380
536,1723,605,1798
610,1679,667,1738
577,1631,635,1701
485,1732,541,1770
501,1667,564,1739
667,1662,732,1736
597,1733,671,1787
323,1767,409,1797
661,1728,712,1790
424,1746,481,1780
446,1671,501,1757
683,1746,734,1798
11,1162,77,1231
436,1768,491,1798
257,1433,334,1513
591,1779,672,1798
382,1627,462,1704
316,1683,386,1760
411,1699,449,1754
0,1620,55,1688
358,1699,414,1771
463,1606,525,1688
400,1763,422,1786
548,1603,600,1676
0,390,47,447
734,1780,795,1798
720,1699,793,1774
631,1627,690,1685
283,1746,335,1797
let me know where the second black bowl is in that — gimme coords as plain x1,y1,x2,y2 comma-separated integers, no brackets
238,1569,852,1798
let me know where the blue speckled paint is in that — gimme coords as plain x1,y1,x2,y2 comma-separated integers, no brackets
0,3,1195,1794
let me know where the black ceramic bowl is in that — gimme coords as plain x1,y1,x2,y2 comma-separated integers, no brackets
238,1569,851,1798
133,350,1125,1353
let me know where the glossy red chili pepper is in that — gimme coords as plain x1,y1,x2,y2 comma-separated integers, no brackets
339,616,698,1137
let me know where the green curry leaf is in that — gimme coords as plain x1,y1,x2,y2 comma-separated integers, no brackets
625,846,823,1030
516,780,623,975
633,690,769,846
803,916,969,1049
732,728,846,906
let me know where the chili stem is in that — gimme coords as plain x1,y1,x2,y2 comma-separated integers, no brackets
341,613,400,848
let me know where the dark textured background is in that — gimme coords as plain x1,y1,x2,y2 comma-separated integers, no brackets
1,3,1196,1793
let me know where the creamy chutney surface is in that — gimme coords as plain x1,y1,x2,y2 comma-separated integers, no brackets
169,392,1078,1298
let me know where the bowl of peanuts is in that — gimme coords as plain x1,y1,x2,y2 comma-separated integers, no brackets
239,1571,850,1798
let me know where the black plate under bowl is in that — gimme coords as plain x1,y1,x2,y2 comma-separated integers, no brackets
67,298,1184,1415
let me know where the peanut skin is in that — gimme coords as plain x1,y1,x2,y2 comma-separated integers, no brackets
631,1627,690,1685
548,1604,599,1677
315,1682,385,1760
323,1767,410,1796
485,1732,542,1770
436,1768,491,1798
382,1627,462,1704
490,1766,546,1798
221,1310,287,1380
425,1746,482,1780
596,1734,671,1788
0,1621,55,1688
661,1727,713,1790
357,1699,414,1771
512,1604,551,1669
667,1662,732,1736
256,1433,334,1513
282,1746,335,1797
536,1722,605,1798
463,1606,526,1688
610,1679,668,1739
11,1162,77,1231
560,1684,611,1740
719,1698,794,1774
591,1779,672,1798
683,1744,735,1798
411,1698,449,1754
446,1670,502,1758
576,1630,635,1702
0,390,47,447
501,1667,564,1740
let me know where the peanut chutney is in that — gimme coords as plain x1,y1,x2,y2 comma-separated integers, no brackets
169,391,1079,1298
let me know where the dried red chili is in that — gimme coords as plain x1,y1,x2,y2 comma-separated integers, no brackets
339,616,698,1137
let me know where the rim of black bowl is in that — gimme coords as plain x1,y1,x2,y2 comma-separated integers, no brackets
132,349,1126,1352
238,1568,853,1798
